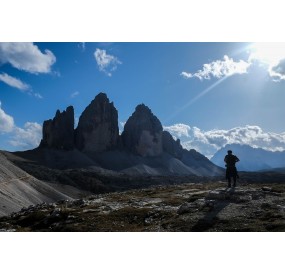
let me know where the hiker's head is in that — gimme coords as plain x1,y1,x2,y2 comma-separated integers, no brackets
227,150,232,155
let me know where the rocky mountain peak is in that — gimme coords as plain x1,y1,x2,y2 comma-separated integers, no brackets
135,103,152,113
121,104,163,157
40,106,75,150
75,93,119,152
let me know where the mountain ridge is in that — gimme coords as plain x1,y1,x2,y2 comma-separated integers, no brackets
211,144,285,171
28,92,223,177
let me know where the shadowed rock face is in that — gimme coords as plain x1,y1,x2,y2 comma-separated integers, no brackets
162,131,183,159
40,106,74,150
36,92,223,177
121,104,163,157
75,93,119,152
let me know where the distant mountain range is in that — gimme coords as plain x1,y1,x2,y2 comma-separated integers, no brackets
211,144,285,171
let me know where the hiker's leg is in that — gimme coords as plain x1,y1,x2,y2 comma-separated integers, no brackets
233,176,237,187
228,177,231,188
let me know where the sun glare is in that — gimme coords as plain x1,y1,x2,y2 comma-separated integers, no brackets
250,43,285,67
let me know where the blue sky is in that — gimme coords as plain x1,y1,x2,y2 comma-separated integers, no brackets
1,42,285,157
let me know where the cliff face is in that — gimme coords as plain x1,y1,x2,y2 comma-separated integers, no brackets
40,106,74,150
75,93,119,152
36,92,222,177
162,131,183,159
121,104,163,157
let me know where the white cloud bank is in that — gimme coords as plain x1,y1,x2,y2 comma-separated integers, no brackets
164,123,191,138
181,55,250,80
249,43,285,81
9,122,42,148
0,42,56,74
0,102,42,149
164,123,285,158
182,44,285,82
0,101,14,133
94,48,122,76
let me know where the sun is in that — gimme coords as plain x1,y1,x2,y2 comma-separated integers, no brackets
249,43,285,67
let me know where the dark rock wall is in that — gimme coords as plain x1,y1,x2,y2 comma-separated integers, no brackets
121,104,163,157
40,106,74,150
162,131,183,159
75,93,119,152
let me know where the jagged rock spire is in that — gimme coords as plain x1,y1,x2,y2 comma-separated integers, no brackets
40,106,74,150
121,104,163,156
75,92,119,152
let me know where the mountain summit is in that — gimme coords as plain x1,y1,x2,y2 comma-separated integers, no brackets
29,92,223,177
75,92,119,152
40,106,75,150
121,104,163,157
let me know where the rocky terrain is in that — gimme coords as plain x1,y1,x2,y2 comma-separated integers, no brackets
1,181,285,232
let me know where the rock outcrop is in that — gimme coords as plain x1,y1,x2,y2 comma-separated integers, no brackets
162,131,183,159
121,104,163,157
40,106,74,150
36,92,223,176
75,93,119,152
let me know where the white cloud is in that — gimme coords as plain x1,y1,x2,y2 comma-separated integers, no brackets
163,123,191,138
248,43,285,82
164,123,285,158
269,59,285,81
181,55,250,80
180,72,192,79
0,72,30,90
9,122,42,148
74,116,79,128
94,48,122,76
0,42,56,74
0,103,41,149
0,72,43,99
0,101,14,133
78,42,85,51
182,44,285,82
71,91,79,98
119,121,126,135
34,93,43,99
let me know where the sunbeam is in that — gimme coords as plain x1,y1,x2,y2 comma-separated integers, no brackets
165,75,229,123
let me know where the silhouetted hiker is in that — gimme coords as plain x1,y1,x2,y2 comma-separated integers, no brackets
224,150,240,188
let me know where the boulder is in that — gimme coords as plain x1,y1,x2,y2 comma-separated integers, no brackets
121,104,163,157
75,93,119,152
40,106,74,150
